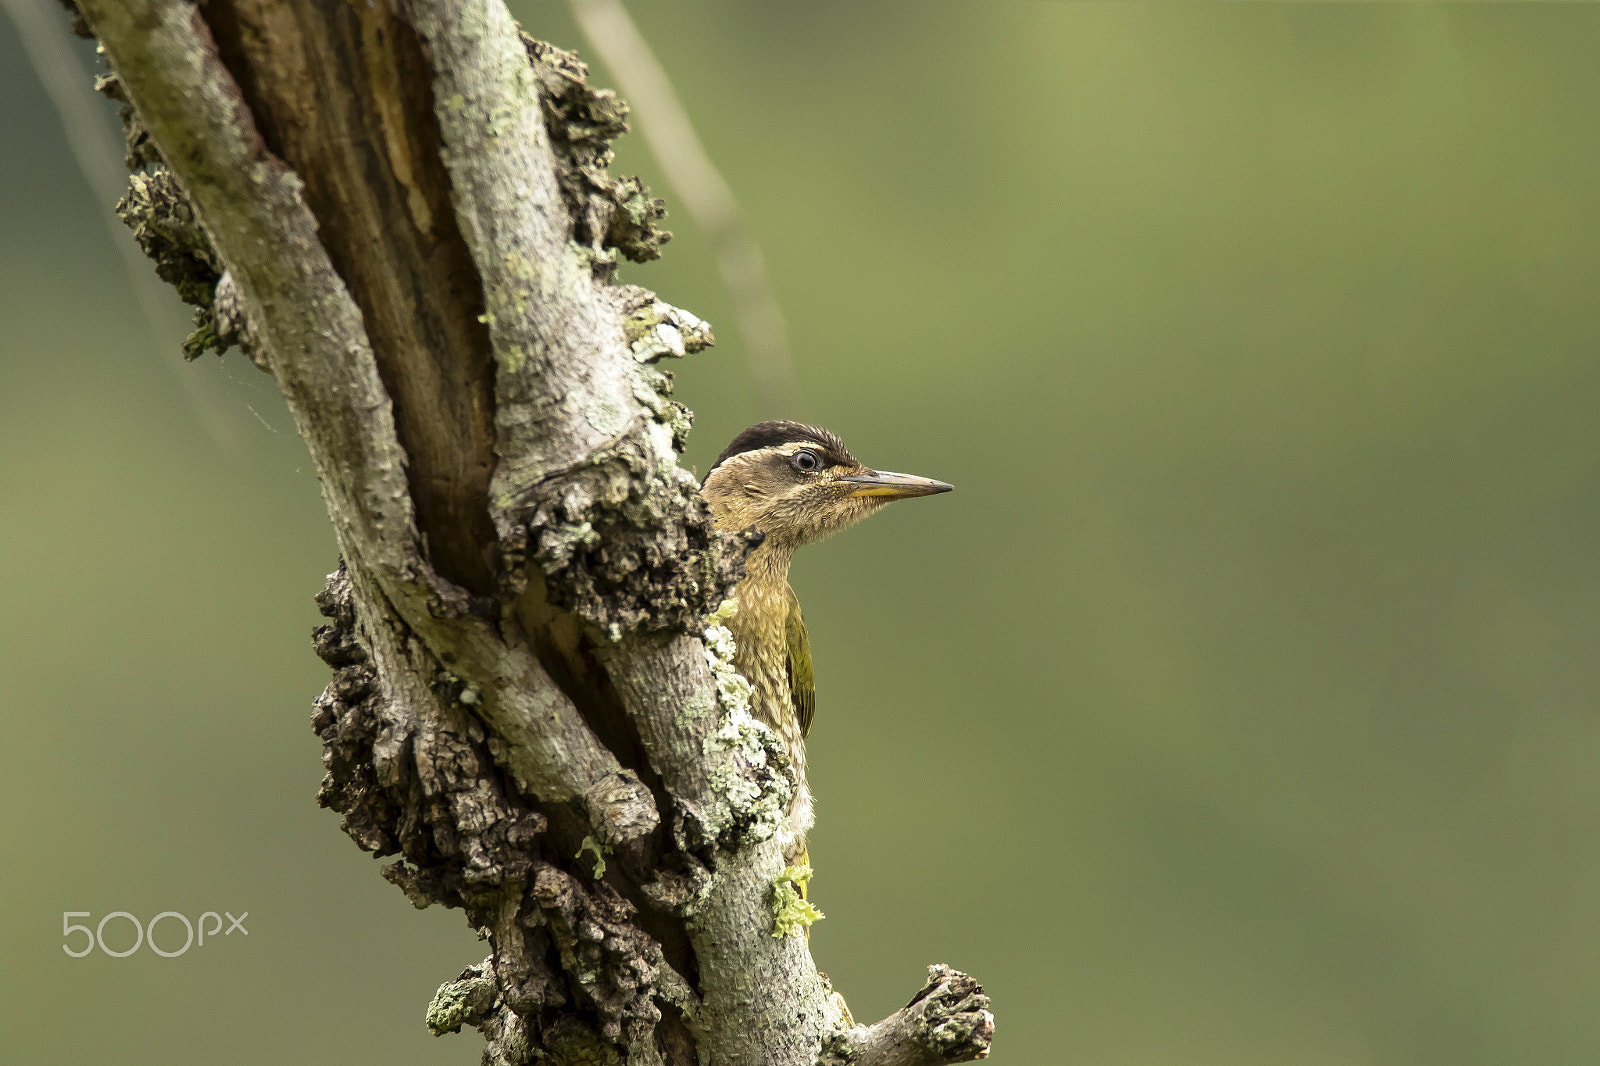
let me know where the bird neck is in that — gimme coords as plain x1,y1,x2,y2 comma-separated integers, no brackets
728,537,795,636
745,536,796,590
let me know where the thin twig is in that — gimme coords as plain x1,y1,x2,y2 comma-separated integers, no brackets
568,0,801,417
0,0,236,451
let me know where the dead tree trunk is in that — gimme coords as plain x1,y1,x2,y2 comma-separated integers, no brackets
62,1,994,1063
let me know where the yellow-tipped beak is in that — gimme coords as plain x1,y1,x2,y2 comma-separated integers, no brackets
839,470,954,499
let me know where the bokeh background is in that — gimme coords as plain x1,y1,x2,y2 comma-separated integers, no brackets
5,3,1600,1063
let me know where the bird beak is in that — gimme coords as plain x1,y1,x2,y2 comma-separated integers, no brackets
838,470,954,499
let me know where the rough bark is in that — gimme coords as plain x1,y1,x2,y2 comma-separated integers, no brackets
821,967,995,1066
62,1,994,1063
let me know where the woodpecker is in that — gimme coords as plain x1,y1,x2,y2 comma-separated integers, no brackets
701,421,952,861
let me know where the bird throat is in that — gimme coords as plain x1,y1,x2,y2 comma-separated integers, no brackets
726,538,797,706
724,535,813,846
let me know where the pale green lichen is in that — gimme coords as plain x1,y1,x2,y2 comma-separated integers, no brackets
521,34,671,263
703,621,753,716
701,615,792,847
116,169,230,359
624,357,693,455
426,972,496,1036
576,834,611,879
585,394,629,436
497,342,528,374
674,691,716,730
537,519,600,568
771,864,823,938
623,300,714,363
703,713,790,848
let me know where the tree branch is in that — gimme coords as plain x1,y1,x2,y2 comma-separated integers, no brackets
203,0,500,594
822,967,995,1066
64,1,993,1062
77,0,640,827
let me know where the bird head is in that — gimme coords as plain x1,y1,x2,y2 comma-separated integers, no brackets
701,421,952,549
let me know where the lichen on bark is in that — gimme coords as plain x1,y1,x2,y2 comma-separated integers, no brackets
115,171,219,305
522,34,670,268
771,863,823,938
96,68,234,360
312,563,549,915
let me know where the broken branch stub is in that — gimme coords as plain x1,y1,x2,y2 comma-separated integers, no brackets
821,966,996,1066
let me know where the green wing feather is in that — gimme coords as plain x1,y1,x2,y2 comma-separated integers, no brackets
784,586,816,737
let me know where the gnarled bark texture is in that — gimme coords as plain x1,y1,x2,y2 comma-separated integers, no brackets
62,1,993,1063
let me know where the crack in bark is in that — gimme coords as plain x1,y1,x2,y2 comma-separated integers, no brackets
204,0,501,595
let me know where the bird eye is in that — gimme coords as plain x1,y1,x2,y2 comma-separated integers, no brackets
791,449,822,473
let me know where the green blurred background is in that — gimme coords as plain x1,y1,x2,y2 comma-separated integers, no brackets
5,2,1600,1063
